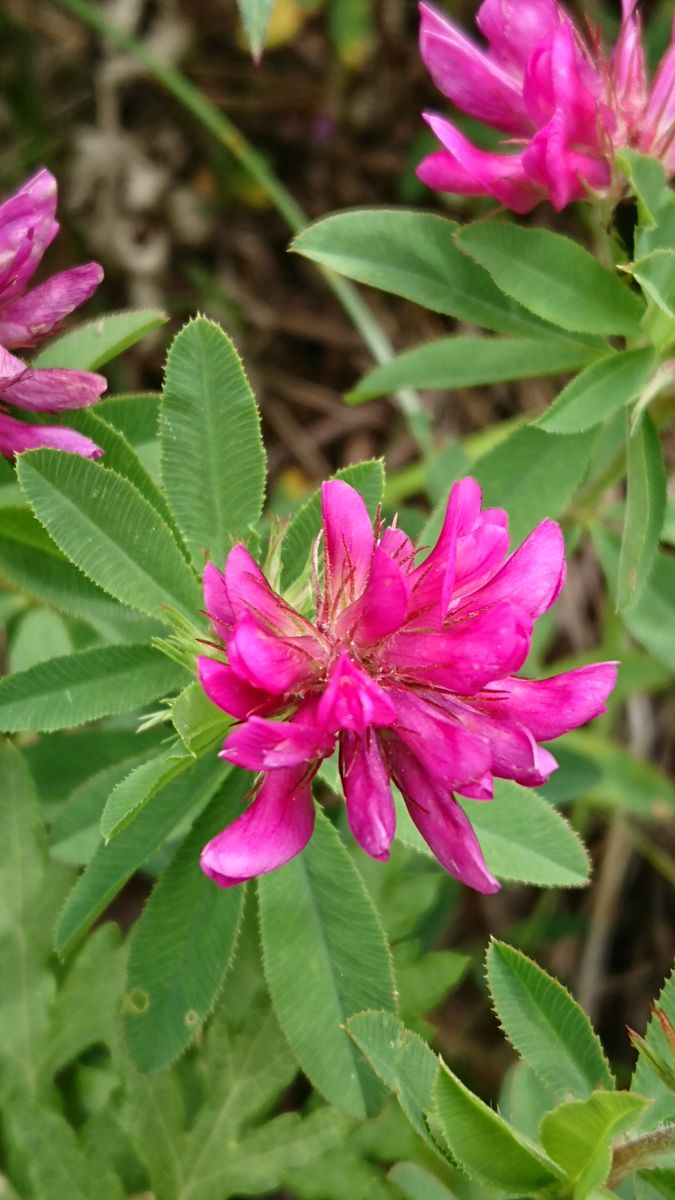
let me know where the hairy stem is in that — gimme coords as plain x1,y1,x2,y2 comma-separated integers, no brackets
608,1123,675,1187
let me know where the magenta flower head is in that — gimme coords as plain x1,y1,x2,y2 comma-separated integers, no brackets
197,478,616,894
417,0,675,212
0,169,106,460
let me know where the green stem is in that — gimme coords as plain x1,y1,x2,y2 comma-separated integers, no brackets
608,1123,675,1187
54,0,431,451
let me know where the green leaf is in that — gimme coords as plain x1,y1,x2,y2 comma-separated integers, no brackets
594,530,675,671
160,317,266,568
122,1071,186,1200
0,644,185,733
32,309,167,370
183,1109,347,1200
191,992,297,1143
540,1092,647,1198
26,727,161,810
259,807,396,1118
471,426,596,543
564,730,675,819
618,413,666,613
171,681,232,756
663,496,675,546
100,750,191,841
500,1061,556,1142
95,392,160,445
537,349,657,435
179,990,343,1197
17,450,200,621
293,209,600,339
462,783,590,886
346,1010,439,1148
637,1169,675,1199
395,943,469,1021
6,1097,125,1200
236,0,276,58
433,1061,563,1191
50,750,160,865
285,1146,398,1200
9,608,72,673
486,940,614,1101
45,924,127,1076
0,742,69,1098
618,150,669,228
66,408,182,537
632,966,675,1131
629,1028,675,1095
54,754,225,955
281,459,384,588
123,772,246,1071
632,249,675,318
389,1163,459,1200
628,172,675,327
0,506,152,640
349,335,595,403
456,221,645,336
398,782,590,886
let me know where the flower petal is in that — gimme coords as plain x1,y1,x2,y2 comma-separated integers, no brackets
460,518,565,618
522,23,612,209
386,601,532,693
0,169,58,302
388,689,491,791
227,612,321,695
0,346,107,412
435,691,559,786
388,740,499,893
523,110,611,211
0,263,103,348
317,651,397,734
222,715,334,770
343,544,410,645
200,765,315,886
453,508,509,597
479,662,618,740
0,413,103,459
457,773,494,800
407,476,482,623
523,22,600,132
611,0,647,124
225,543,316,639
476,0,561,72
416,149,492,195
419,1,530,134
644,15,675,150
422,113,540,213
380,524,416,569
340,729,395,861
321,480,375,618
197,655,273,719
203,562,235,639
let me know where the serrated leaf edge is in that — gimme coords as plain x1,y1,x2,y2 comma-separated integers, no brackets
484,938,615,1098
256,811,398,1118
159,314,267,568
16,450,199,622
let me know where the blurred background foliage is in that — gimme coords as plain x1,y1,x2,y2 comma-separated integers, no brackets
0,1,674,1196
